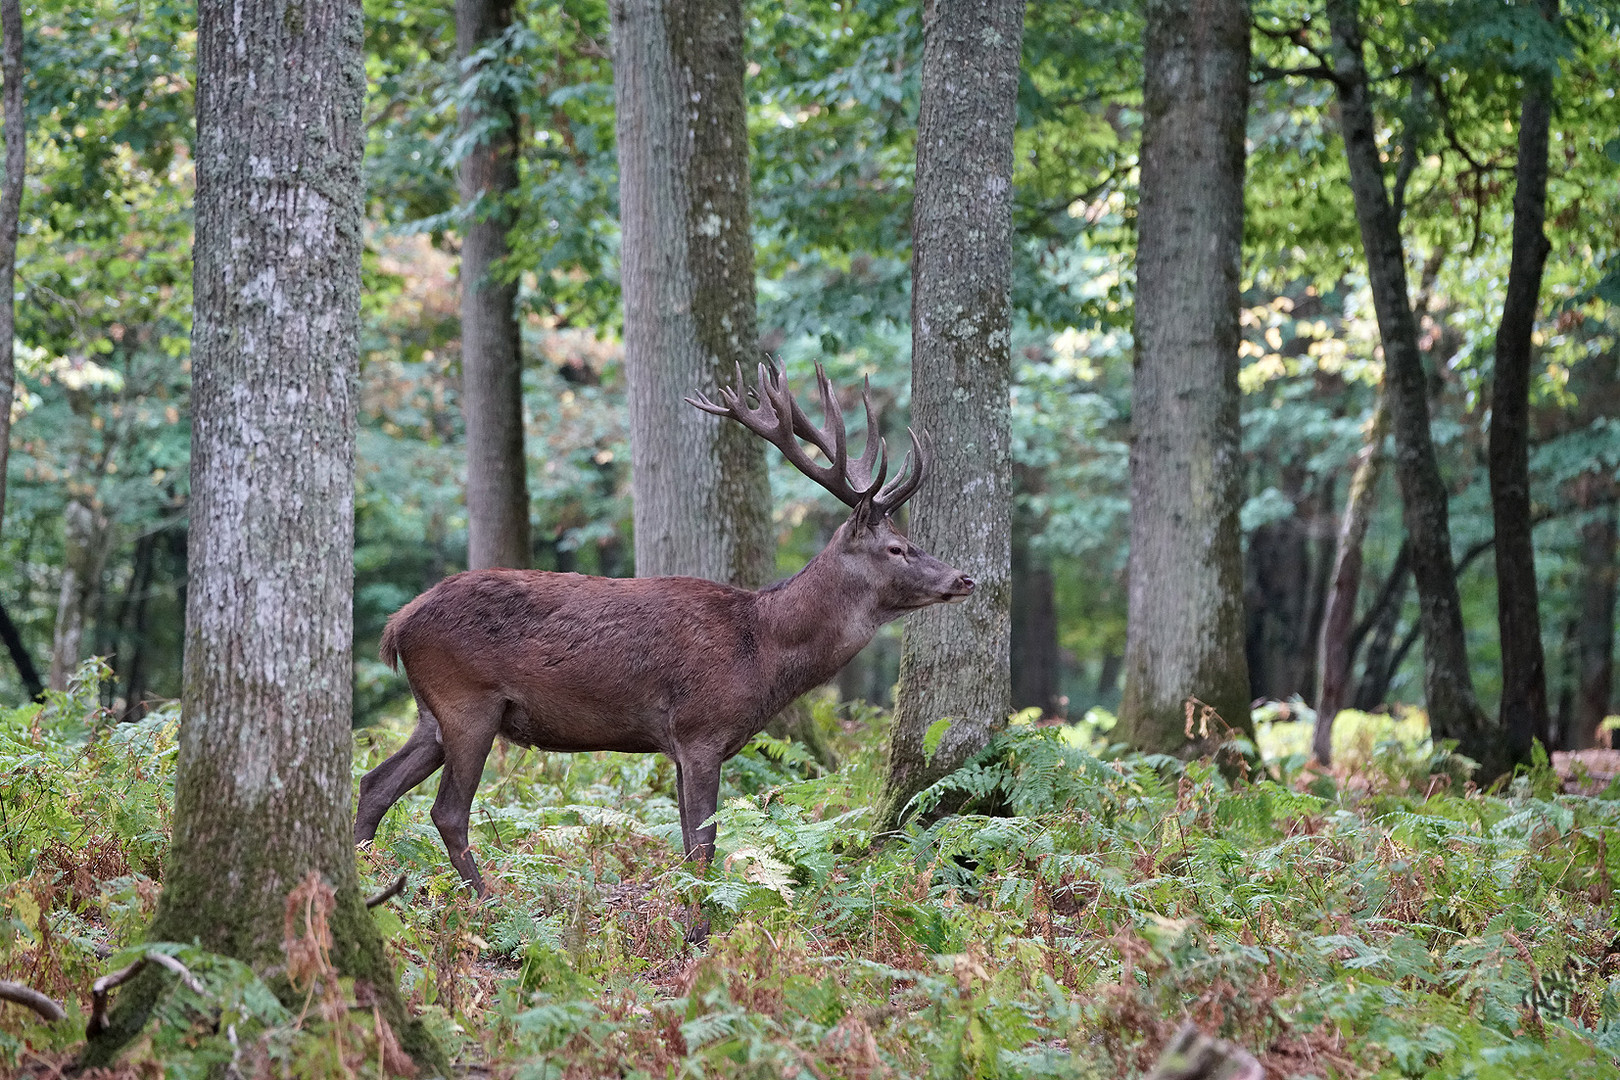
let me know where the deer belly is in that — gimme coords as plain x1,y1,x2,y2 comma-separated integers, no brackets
497,694,668,755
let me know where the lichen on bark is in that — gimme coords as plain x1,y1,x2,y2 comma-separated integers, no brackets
882,0,1025,827
1119,0,1255,754
81,0,440,1068
611,0,772,590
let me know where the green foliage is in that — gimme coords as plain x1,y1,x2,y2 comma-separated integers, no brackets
6,670,1619,1076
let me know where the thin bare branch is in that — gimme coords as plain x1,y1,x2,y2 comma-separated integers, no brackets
366,873,408,909
88,951,208,1037
0,980,66,1023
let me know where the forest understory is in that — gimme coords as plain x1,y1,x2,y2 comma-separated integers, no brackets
3,665,1619,1079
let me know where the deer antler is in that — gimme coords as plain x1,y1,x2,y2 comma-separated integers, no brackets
686,360,928,522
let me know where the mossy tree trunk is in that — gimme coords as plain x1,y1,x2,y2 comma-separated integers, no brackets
1326,0,1500,775
882,0,1024,827
611,0,772,589
1119,0,1254,752
82,0,439,1068
1488,0,1558,763
459,0,531,571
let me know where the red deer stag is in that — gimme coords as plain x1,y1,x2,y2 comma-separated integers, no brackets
355,362,973,896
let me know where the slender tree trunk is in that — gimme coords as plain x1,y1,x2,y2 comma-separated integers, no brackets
49,499,107,690
0,0,22,544
1300,475,1338,703
881,0,1024,827
1011,535,1062,717
1574,496,1617,749
1119,0,1254,752
1012,468,1062,716
83,0,438,1066
1314,400,1388,762
1096,651,1123,702
1245,473,1311,702
1325,0,1499,774
0,596,41,700
459,0,530,570
1488,0,1558,763
611,0,772,588
118,530,159,720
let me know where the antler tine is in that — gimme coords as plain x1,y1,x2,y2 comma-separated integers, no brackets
689,358,899,512
684,360,748,416
773,362,845,472
869,427,928,517
843,376,889,495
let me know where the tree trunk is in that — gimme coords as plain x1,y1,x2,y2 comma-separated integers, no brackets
611,0,772,589
1488,0,1558,763
459,0,531,571
1314,400,1388,762
0,0,21,544
118,530,160,720
1012,469,1062,716
1244,473,1312,703
1573,496,1617,749
1325,0,1499,774
1119,0,1254,752
49,499,107,690
82,0,438,1066
1350,547,1412,711
0,596,41,700
881,0,1024,827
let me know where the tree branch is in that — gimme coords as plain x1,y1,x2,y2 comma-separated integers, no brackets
0,980,66,1023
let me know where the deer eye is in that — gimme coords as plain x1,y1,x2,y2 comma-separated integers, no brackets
887,545,905,557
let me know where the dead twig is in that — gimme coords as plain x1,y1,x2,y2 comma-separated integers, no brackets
87,950,208,1036
0,979,66,1022
366,873,408,909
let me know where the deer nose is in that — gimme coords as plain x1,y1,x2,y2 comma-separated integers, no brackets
957,575,975,592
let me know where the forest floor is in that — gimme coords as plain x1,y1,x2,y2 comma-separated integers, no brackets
3,669,1619,1078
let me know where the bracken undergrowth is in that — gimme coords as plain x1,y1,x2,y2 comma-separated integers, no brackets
2,662,1619,1078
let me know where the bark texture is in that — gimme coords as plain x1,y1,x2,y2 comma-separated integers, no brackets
1119,0,1254,751
1488,0,1557,762
1326,0,1499,774
611,0,772,588
83,0,437,1066
459,0,531,571
1314,401,1387,762
0,0,21,542
882,0,1024,826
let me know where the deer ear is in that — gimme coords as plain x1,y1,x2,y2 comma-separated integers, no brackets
851,497,880,532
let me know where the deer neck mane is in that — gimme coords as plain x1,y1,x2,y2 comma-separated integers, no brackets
753,545,882,693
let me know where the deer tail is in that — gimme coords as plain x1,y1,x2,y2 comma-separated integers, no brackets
379,612,405,671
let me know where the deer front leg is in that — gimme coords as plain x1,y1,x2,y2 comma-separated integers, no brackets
673,751,722,946
677,754,723,863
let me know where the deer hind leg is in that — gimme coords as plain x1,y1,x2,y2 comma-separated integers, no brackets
429,693,503,897
355,695,447,844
